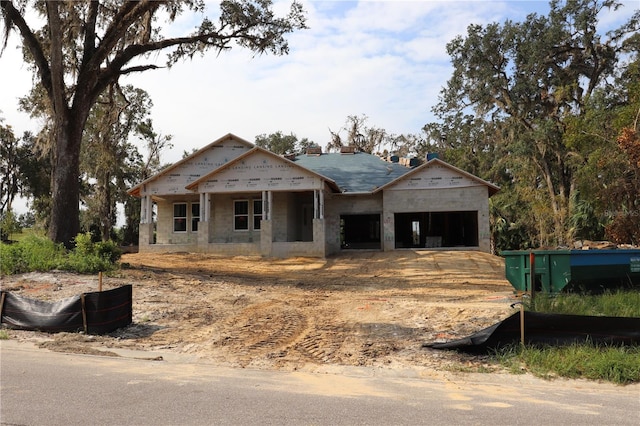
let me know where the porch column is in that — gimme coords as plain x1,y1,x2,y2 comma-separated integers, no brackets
261,190,273,256
139,196,146,223
139,195,152,224
198,192,211,249
138,195,154,248
262,191,268,220
313,190,318,219
205,193,212,222
199,193,206,222
312,190,324,219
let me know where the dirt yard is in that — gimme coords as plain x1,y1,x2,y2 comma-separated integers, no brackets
0,250,518,372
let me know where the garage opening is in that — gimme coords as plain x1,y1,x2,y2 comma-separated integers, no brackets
340,214,381,249
394,211,478,249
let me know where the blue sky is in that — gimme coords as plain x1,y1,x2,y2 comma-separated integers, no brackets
1,0,637,170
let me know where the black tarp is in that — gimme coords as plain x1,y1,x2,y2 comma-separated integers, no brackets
83,285,133,334
424,311,640,353
0,285,132,334
0,292,84,332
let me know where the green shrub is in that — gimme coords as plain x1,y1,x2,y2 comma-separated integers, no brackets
61,233,122,274
95,239,122,264
1,233,120,275
0,234,65,274
0,242,24,275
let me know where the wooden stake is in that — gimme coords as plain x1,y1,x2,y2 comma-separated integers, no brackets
520,302,525,346
0,291,6,321
81,294,88,334
99,271,103,292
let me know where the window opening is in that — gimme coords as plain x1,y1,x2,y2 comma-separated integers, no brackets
173,203,187,232
253,199,262,230
191,203,200,232
234,200,249,230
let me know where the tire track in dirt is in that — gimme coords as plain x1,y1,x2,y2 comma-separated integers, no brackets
1,250,515,371
214,301,308,366
293,317,346,364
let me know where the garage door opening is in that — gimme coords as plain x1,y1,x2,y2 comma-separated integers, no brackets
394,211,478,249
340,214,381,250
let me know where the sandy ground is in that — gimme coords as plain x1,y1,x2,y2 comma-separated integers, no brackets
0,250,518,372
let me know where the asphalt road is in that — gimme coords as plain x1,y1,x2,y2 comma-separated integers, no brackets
1,340,639,425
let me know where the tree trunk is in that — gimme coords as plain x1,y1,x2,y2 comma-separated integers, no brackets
534,152,566,246
48,114,83,249
99,172,113,242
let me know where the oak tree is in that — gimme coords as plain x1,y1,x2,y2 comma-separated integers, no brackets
432,0,639,246
1,0,306,247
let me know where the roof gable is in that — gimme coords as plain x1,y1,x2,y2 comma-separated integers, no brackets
128,133,253,197
186,146,339,193
375,158,500,196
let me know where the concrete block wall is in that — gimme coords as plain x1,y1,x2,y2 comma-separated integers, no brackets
198,220,210,246
382,186,491,252
210,193,262,244
139,222,154,246
269,219,325,257
155,199,199,245
203,242,260,255
324,192,384,254
260,219,273,255
384,186,487,212
140,185,492,256
154,201,171,244
271,192,289,242
270,192,314,243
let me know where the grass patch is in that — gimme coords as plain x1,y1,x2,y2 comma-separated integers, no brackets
9,228,46,243
494,343,640,385
528,291,640,317
0,330,10,340
491,291,640,384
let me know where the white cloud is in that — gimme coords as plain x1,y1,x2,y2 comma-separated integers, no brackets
1,0,636,171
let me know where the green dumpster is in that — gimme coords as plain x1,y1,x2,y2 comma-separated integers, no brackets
502,250,640,293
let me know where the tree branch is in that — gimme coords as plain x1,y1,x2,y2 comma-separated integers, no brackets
84,1,160,78
92,32,232,100
1,0,54,101
118,64,162,75
81,0,100,67
45,1,67,116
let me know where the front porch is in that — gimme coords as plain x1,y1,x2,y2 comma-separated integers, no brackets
137,189,329,258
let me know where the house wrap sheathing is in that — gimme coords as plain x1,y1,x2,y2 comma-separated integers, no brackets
128,133,499,257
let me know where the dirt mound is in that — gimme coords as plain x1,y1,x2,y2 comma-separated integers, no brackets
1,250,516,372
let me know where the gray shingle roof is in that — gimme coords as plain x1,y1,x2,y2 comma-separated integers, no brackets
292,152,411,193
